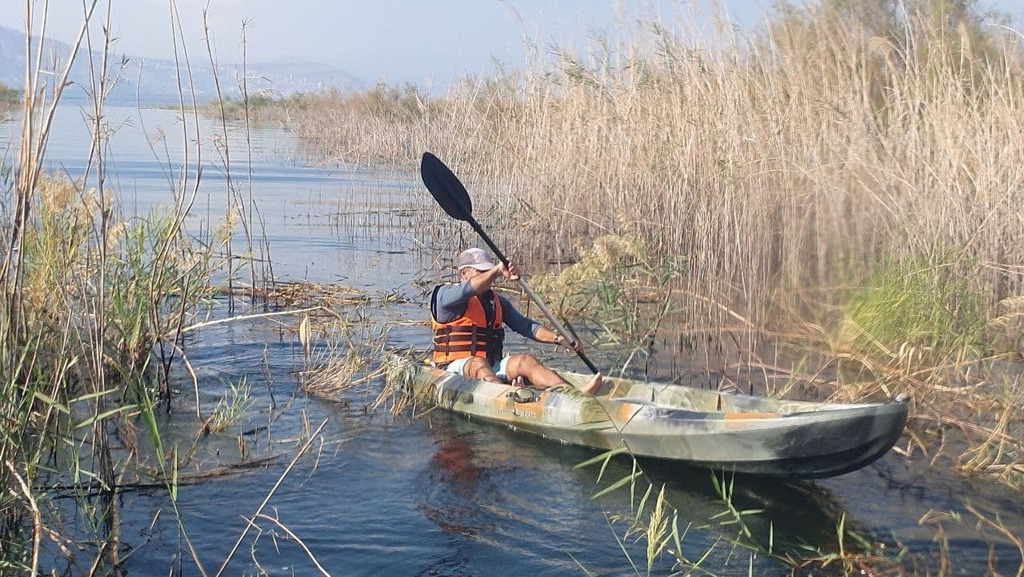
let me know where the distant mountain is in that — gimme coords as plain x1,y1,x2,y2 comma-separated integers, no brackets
0,25,364,106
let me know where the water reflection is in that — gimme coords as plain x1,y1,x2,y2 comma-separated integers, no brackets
420,432,489,537
426,412,1024,576
413,414,799,576
642,460,848,555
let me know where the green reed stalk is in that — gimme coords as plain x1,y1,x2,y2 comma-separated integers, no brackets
2,1,101,570
201,7,238,311
238,20,275,290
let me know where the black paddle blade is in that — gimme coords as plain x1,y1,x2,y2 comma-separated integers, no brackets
420,152,472,222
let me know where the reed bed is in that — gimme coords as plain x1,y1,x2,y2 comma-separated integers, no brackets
274,1,1024,490
0,0,1003,574
0,3,200,570
282,3,1024,326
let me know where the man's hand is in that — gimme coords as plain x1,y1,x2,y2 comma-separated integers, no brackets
553,333,582,352
502,261,520,281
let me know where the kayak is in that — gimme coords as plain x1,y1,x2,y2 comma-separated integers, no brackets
386,356,909,479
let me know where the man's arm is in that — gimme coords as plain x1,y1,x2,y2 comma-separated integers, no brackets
498,295,542,340
435,261,517,322
499,295,581,350
467,262,513,294
433,282,474,324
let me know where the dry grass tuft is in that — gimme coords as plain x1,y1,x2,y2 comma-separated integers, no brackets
531,232,656,311
298,314,390,403
982,296,1024,355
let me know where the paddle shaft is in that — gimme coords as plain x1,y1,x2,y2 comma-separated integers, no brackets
461,213,601,374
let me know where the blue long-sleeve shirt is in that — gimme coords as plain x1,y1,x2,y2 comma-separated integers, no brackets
432,281,541,340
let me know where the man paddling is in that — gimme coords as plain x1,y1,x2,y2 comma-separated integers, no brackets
430,248,602,394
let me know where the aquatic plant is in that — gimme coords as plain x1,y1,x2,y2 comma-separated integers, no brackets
525,231,686,376
818,253,989,402
0,82,19,102
571,448,937,576
1,4,136,572
0,82,18,120
277,0,1024,344
206,378,254,433
300,314,390,403
284,5,1021,315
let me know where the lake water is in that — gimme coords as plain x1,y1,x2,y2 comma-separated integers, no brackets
2,104,1022,576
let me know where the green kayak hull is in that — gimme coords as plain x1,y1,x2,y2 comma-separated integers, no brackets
387,356,909,479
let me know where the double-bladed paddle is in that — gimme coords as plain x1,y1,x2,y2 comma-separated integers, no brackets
420,151,600,374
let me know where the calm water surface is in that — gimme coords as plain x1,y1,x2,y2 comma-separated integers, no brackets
2,104,1022,576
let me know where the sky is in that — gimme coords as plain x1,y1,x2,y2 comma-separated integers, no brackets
1,0,1022,89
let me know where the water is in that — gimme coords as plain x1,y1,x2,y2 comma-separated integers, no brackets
2,104,1022,576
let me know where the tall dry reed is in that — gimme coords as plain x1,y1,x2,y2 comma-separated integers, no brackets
280,1,1024,487
285,2,1024,330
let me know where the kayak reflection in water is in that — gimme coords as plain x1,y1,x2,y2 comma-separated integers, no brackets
429,247,602,394
418,432,487,538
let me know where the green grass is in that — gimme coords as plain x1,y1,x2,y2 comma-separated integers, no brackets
838,255,986,363
207,378,254,433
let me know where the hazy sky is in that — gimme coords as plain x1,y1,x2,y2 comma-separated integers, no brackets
2,0,1021,88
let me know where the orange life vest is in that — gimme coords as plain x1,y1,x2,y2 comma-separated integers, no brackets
430,286,505,367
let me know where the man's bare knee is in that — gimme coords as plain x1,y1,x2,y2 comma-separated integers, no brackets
462,357,486,376
463,357,500,382
505,354,534,376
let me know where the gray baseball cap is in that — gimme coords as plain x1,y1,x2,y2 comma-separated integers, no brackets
457,248,496,271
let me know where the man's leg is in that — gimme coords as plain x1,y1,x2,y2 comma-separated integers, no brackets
504,354,602,394
459,356,503,383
